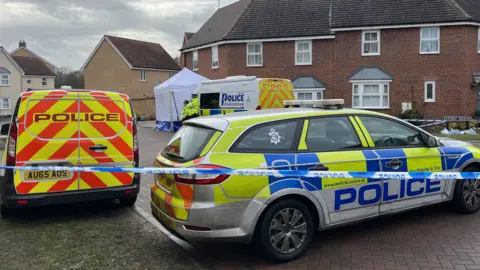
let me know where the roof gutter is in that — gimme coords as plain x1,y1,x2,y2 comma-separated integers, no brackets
332,20,480,32
180,35,336,52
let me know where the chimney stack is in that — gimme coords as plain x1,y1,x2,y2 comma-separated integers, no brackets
19,40,26,48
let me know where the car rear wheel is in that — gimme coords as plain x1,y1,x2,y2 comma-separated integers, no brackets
255,199,314,262
0,205,11,219
453,166,480,214
119,196,137,207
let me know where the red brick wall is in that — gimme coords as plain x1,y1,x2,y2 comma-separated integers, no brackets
180,45,228,79
182,25,480,119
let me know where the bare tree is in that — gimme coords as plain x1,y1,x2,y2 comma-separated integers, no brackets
55,67,84,89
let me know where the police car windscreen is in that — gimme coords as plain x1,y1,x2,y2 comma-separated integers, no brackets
161,125,216,162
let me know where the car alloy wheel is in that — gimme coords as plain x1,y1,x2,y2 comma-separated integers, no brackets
269,208,307,254
463,179,480,208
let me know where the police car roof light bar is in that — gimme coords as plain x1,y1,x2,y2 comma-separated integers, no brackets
283,99,345,109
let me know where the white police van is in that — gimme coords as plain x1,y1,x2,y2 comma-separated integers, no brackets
193,76,295,116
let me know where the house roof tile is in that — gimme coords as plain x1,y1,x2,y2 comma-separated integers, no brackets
11,56,56,76
106,35,180,70
182,0,480,51
226,0,332,40
293,76,327,89
330,0,476,29
181,0,252,50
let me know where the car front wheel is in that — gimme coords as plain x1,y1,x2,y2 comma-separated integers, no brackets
453,166,480,214
255,199,314,262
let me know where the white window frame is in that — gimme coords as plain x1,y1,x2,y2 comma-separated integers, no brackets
478,27,480,54
211,46,219,69
246,43,263,67
351,81,390,109
140,70,147,81
294,89,325,100
424,81,436,102
295,40,312,65
362,30,381,56
193,50,198,71
420,27,440,54
0,74,9,87
1,98,10,109
42,77,47,86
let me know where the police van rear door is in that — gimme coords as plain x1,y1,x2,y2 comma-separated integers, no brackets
77,91,134,191
258,79,295,109
15,90,80,195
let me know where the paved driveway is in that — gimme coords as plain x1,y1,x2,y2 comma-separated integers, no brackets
137,123,480,270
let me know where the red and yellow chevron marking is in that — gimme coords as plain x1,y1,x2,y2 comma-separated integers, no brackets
14,90,135,195
259,79,295,109
15,91,80,194
78,91,134,190
151,158,196,220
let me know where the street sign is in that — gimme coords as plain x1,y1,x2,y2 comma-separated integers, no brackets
444,116,473,121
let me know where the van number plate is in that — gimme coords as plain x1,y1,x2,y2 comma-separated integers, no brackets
23,170,71,181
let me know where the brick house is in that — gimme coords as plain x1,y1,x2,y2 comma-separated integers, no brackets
82,35,181,116
180,0,480,119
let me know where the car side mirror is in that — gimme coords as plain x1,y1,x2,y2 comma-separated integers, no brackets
0,123,10,136
427,136,438,148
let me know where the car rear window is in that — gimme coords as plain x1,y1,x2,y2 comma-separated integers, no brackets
161,125,216,162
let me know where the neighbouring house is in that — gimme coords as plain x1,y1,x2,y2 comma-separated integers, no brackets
179,32,195,67
82,35,181,116
0,41,56,115
179,0,480,119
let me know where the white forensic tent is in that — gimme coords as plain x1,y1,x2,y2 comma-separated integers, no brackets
154,68,208,132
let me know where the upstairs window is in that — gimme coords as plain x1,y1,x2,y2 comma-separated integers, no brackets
247,43,263,67
211,46,219,68
1,98,9,109
140,70,146,81
478,28,480,53
42,77,47,86
0,74,9,86
193,50,198,71
295,40,312,65
362,30,380,56
420,27,440,54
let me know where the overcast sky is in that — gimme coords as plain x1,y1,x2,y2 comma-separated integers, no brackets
0,0,237,70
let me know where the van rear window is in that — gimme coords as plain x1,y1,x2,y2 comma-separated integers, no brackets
161,125,216,162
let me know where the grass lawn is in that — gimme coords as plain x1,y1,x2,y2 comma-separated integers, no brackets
0,201,206,270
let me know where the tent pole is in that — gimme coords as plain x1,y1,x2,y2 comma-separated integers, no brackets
171,92,180,123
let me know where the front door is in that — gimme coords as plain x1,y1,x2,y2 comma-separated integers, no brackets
77,91,134,190
296,116,381,225
356,116,445,213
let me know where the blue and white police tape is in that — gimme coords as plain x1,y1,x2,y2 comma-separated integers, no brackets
1,165,479,180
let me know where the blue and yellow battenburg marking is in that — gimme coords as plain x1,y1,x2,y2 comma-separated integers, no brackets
1,146,478,180
200,109,247,116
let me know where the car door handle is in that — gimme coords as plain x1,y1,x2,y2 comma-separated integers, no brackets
89,144,108,151
386,159,403,169
308,164,329,171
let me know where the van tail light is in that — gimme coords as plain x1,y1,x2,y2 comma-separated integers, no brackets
174,165,230,185
6,122,17,166
132,121,139,167
256,105,262,110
